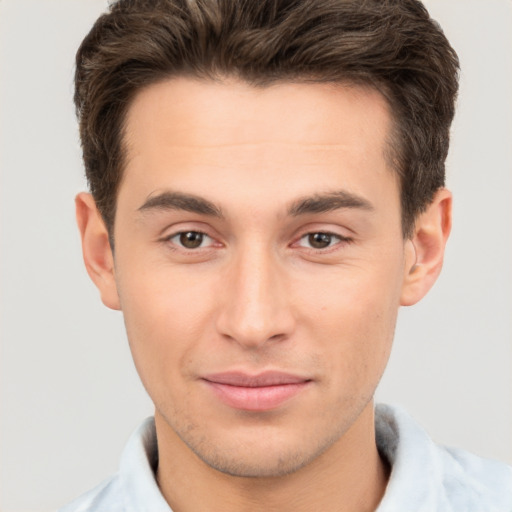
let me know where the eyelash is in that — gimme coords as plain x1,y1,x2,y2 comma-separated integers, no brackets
165,231,216,250
163,230,352,253
295,232,353,251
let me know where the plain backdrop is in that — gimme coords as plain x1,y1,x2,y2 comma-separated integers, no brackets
1,1,511,510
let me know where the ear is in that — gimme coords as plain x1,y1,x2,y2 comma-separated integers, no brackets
75,192,121,310
400,188,452,306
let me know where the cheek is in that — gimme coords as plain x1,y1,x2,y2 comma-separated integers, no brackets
116,264,217,389
305,264,402,387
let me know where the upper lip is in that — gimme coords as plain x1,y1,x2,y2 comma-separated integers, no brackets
202,371,311,387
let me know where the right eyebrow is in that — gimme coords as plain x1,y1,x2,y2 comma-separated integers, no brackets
287,190,374,216
137,191,224,218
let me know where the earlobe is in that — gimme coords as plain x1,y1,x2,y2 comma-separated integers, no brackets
75,192,121,311
400,188,452,306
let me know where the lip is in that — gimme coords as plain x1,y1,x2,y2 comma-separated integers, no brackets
202,371,312,411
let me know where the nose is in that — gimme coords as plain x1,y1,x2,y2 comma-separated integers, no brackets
215,245,296,349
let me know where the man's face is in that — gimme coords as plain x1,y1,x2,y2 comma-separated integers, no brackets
111,78,412,477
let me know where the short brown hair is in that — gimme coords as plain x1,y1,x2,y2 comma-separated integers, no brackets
74,0,459,239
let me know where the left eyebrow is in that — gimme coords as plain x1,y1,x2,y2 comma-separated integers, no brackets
137,191,224,218
288,191,374,216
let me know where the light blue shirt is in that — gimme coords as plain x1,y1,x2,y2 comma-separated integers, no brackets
59,404,512,511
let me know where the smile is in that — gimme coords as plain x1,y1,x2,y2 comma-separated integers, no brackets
202,371,312,411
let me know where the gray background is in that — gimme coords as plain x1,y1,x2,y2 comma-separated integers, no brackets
1,0,511,510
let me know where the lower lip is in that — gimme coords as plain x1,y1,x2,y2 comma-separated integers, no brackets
204,381,310,411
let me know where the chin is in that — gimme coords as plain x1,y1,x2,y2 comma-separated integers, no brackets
191,444,316,478
180,422,345,479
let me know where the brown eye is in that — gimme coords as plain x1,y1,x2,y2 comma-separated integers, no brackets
178,231,205,249
307,233,334,249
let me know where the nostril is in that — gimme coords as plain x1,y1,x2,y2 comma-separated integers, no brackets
268,333,286,342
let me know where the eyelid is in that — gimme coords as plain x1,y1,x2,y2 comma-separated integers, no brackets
167,231,215,249
156,218,218,238
159,225,223,252
291,229,354,253
299,232,342,245
290,223,353,241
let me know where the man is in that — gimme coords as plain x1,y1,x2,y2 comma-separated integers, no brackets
61,0,512,510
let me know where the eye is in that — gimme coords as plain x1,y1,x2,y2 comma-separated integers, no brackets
168,231,214,249
297,232,347,250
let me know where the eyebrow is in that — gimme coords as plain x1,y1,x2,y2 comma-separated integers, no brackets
137,189,373,219
138,191,223,217
288,191,374,216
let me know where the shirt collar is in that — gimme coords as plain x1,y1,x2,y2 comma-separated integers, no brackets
119,417,172,512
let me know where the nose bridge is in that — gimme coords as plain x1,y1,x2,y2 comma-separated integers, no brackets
216,238,293,347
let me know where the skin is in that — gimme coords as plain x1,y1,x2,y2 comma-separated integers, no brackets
77,78,451,512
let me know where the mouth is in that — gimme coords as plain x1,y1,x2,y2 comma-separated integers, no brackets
202,371,312,411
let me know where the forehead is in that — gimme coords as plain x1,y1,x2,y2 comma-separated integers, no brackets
120,77,399,220
124,77,392,152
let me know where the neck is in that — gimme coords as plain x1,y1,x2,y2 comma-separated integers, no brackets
155,401,389,512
